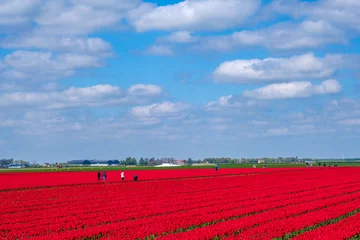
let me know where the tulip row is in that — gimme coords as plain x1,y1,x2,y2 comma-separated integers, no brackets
0,168,303,190
293,211,360,240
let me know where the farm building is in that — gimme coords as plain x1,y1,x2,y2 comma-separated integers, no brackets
7,164,23,169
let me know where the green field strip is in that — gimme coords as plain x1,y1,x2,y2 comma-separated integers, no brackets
349,234,360,240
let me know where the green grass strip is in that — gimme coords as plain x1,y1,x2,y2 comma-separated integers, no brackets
81,233,103,240
273,208,360,240
348,234,360,240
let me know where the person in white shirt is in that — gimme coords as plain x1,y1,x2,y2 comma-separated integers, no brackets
121,171,125,181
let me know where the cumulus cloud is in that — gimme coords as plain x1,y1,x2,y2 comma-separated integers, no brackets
198,20,346,52
243,79,341,100
144,45,173,56
0,84,162,109
0,0,41,29
35,0,140,35
0,0,141,35
205,95,260,110
269,0,360,31
0,85,120,109
266,127,289,136
128,0,260,32
128,84,163,96
213,53,337,84
1,50,103,80
130,102,189,117
1,35,112,55
338,119,360,125
157,31,198,44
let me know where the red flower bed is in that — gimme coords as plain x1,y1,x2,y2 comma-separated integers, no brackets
0,167,299,190
1,167,359,239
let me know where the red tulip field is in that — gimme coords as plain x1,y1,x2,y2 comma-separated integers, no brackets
1,167,360,239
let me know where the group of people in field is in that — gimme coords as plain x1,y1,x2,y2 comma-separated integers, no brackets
97,171,107,181
97,171,138,182
306,162,338,167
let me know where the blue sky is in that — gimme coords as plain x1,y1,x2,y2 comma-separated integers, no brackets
0,0,360,162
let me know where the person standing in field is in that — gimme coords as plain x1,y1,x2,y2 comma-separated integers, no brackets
121,171,125,181
215,164,219,171
97,172,101,181
102,171,107,181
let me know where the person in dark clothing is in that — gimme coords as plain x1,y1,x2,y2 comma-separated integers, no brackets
306,162,309,167
102,171,107,181
318,162,321,167
134,175,138,181
97,172,101,181
215,164,219,171
323,163,326,167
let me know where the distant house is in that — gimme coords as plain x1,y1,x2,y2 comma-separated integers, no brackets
68,160,120,166
155,163,181,168
8,164,22,169
43,163,52,167
174,160,186,166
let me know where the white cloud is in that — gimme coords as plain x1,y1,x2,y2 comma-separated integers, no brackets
266,127,289,136
130,102,189,117
35,0,140,35
0,0,141,34
338,119,360,125
1,35,112,55
128,84,163,96
0,84,162,109
198,20,345,52
0,0,41,28
252,120,268,126
128,0,260,32
2,50,103,80
270,0,360,31
145,45,173,56
243,79,341,100
205,95,259,110
0,84,120,109
213,53,336,83
158,31,198,44
234,20,345,50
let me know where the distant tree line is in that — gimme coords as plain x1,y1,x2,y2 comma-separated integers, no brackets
0,159,30,166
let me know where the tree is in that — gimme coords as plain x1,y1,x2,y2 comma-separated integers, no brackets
124,157,137,165
139,158,147,166
187,158,193,164
1,159,14,166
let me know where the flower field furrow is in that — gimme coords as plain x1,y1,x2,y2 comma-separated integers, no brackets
157,191,360,240
0,168,306,190
2,172,343,226
1,168,359,240
3,175,358,239
32,181,360,240
120,186,360,239
229,198,360,239
292,211,360,240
